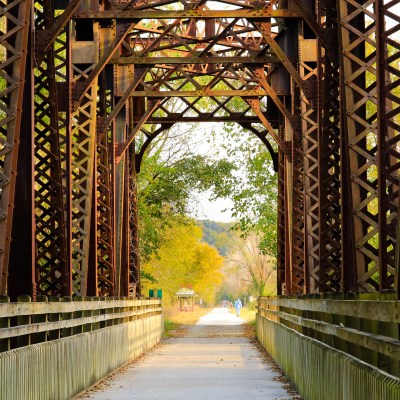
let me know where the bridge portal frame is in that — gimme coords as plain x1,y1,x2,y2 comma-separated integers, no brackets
0,0,399,299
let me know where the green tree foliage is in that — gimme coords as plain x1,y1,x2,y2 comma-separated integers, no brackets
197,220,234,256
230,143,278,256
137,127,237,262
208,126,279,256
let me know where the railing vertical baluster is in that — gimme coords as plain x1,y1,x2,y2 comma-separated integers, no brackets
48,296,61,340
32,295,48,344
62,296,73,338
16,295,31,348
112,297,118,326
331,293,347,353
129,299,134,322
83,297,92,332
378,292,400,376
123,297,129,323
345,293,362,360
73,296,84,334
100,297,107,328
0,295,10,351
93,297,100,330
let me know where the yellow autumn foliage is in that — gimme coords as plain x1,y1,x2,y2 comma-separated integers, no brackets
142,221,224,306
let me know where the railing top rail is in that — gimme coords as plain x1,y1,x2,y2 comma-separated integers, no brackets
0,307,163,340
0,298,162,318
258,297,400,323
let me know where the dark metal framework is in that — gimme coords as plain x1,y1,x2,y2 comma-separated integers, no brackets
0,0,399,298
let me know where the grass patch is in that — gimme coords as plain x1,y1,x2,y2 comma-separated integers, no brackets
229,306,256,322
229,306,257,337
163,305,211,337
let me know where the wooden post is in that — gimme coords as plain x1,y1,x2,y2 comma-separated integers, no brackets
32,295,48,344
0,296,10,351
73,296,84,335
83,297,92,332
48,296,61,340
16,295,31,348
62,296,73,337
100,297,108,328
92,297,101,330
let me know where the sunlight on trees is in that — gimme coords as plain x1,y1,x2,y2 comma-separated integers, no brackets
137,120,279,303
141,221,223,306
223,232,277,298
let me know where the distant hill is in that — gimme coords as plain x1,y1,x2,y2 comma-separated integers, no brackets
197,220,235,256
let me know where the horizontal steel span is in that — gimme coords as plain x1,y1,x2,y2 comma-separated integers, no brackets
110,56,281,64
129,90,270,96
74,9,303,18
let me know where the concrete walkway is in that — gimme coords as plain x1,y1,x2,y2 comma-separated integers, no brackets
77,308,297,400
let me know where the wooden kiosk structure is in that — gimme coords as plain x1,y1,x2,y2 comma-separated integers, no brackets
176,288,197,312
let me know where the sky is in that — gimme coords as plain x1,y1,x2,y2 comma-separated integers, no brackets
189,191,235,222
155,122,242,223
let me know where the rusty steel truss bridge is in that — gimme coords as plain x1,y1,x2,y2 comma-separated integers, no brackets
0,0,399,300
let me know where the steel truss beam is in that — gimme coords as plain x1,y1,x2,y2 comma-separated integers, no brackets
74,10,303,19
338,0,400,292
0,0,399,299
33,0,71,297
0,0,32,295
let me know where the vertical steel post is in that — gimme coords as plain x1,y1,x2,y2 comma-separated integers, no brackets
0,0,32,295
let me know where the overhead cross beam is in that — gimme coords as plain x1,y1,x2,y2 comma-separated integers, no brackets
74,9,303,19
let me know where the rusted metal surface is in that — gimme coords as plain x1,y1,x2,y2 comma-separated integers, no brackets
33,0,71,297
0,0,398,298
0,0,32,295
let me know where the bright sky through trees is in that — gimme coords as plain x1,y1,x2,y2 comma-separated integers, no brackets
189,190,235,222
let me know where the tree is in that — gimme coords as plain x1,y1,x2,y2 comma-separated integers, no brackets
205,127,279,256
197,220,234,256
137,125,237,262
224,232,277,297
141,221,224,306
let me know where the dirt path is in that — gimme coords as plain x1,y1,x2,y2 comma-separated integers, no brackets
77,308,300,400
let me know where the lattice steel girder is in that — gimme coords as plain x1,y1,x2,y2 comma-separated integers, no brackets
74,9,303,19
3,0,398,300
145,116,262,123
110,56,281,64
375,0,400,291
115,111,128,296
71,82,99,296
95,78,116,297
33,0,82,62
70,18,100,294
128,19,269,56
338,0,395,292
0,0,32,295
316,0,342,293
277,126,286,295
73,21,135,106
33,0,71,297
130,90,270,96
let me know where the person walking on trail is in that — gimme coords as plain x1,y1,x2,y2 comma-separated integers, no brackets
234,298,243,317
